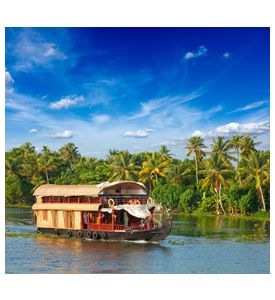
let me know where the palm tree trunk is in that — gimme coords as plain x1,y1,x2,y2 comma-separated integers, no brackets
218,183,226,214
258,184,266,212
194,155,199,190
45,170,49,184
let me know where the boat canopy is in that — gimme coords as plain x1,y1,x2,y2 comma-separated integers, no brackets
101,204,152,219
33,181,147,197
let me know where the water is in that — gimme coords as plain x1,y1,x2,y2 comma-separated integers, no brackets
5,208,270,274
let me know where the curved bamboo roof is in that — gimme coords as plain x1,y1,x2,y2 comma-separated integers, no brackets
33,181,147,197
32,203,101,211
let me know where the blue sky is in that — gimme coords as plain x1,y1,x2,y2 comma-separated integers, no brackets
5,27,270,158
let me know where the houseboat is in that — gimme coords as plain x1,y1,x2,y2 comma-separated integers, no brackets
32,181,172,242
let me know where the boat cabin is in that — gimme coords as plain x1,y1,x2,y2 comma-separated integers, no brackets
32,181,155,234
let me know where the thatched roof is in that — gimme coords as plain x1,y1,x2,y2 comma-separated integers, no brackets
32,203,101,211
33,181,147,197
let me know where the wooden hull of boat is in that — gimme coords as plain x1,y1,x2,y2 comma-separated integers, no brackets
37,219,172,242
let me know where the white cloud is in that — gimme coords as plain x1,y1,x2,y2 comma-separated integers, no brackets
194,121,270,138
184,45,208,60
130,90,204,119
5,70,14,94
223,52,231,59
29,128,38,133
92,114,110,124
8,29,67,71
123,128,154,138
229,101,267,114
43,42,66,59
51,130,74,139
191,130,204,137
159,137,186,147
50,96,84,109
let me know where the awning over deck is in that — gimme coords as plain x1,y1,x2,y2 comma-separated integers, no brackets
101,204,152,219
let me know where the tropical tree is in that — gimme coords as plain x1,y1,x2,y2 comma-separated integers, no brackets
210,136,236,167
109,150,139,181
139,152,169,192
185,136,207,190
159,145,173,161
229,135,243,164
166,160,191,186
239,151,269,211
59,143,80,169
37,153,58,184
240,135,261,157
201,153,235,214
5,154,22,176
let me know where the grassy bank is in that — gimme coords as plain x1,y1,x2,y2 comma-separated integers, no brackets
5,204,32,209
175,210,270,221
5,232,71,239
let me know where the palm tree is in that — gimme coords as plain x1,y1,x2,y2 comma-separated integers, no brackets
106,149,119,164
239,151,269,211
185,136,207,190
37,154,58,184
229,135,243,164
5,154,22,176
109,150,139,181
59,143,80,169
210,136,236,167
15,142,35,157
139,152,169,192
240,135,261,157
41,145,52,157
166,161,184,185
159,145,173,160
166,159,193,186
201,153,234,214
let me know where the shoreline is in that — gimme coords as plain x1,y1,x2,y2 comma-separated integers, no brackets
6,204,269,221
156,210,270,221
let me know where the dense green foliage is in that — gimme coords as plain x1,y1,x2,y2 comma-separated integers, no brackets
5,134,270,216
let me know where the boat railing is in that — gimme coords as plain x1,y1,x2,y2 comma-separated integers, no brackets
101,196,148,207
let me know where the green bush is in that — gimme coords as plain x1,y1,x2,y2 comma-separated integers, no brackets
239,188,259,215
225,183,243,214
5,175,24,205
152,183,184,210
199,192,216,213
178,188,199,213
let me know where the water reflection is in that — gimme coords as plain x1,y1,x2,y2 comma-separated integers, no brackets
5,208,270,273
32,235,171,273
171,214,269,242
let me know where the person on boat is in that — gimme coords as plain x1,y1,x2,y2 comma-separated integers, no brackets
96,213,105,224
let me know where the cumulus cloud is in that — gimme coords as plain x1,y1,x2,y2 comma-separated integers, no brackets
229,101,267,114
5,70,14,94
123,128,154,138
50,96,84,109
191,130,204,137
29,128,38,133
92,114,110,124
184,45,208,60
51,130,74,139
192,121,270,138
223,52,231,59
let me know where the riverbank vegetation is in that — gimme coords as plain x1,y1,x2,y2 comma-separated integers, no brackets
5,134,269,217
